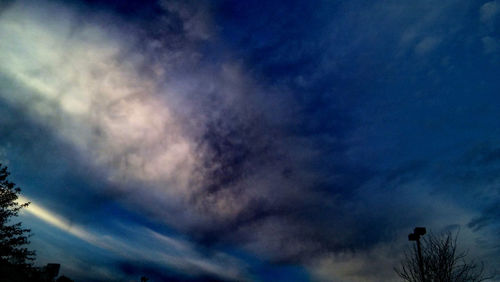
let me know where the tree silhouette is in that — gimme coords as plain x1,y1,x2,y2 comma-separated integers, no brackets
395,230,493,282
0,163,36,279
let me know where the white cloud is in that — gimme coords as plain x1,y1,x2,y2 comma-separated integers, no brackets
18,196,100,245
0,4,265,278
0,2,200,203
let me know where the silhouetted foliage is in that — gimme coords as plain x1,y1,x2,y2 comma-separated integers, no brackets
395,231,493,282
0,164,36,279
55,276,74,282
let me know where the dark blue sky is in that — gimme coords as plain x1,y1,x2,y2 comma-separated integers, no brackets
0,0,499,281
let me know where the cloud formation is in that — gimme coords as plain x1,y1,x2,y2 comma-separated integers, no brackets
1,0,499,281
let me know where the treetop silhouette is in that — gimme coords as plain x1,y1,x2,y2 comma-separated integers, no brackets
0,163,35,279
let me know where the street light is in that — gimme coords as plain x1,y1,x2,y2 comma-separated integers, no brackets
409,227,426,282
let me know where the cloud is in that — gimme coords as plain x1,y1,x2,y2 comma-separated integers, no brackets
0,1,252,279
310,244,403,282
414,36,442,55
1,0,500,281
0,1,371,275
0,0,204,220
19,196,99,245
482,36,499,54
480,1,500,24
19,195,248,281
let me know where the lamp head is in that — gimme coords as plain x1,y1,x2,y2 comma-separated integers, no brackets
408,233,419,241
414,227,426,236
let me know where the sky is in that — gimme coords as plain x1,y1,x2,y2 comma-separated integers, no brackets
0,0,499,281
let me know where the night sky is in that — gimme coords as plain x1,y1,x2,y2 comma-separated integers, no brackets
0,0,499,281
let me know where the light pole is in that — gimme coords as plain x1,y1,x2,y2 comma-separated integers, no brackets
408,227,426,282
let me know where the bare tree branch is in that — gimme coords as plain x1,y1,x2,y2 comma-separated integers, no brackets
394,231,495,282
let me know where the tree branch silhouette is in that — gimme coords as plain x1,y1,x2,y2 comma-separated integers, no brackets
0,163,36,279
395,230,494,282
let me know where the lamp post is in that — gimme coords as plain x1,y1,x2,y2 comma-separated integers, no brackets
408,227,426,282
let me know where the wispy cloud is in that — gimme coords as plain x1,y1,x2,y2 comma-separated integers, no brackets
480,1,500,24
19,196,99,245
19,195,247,280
